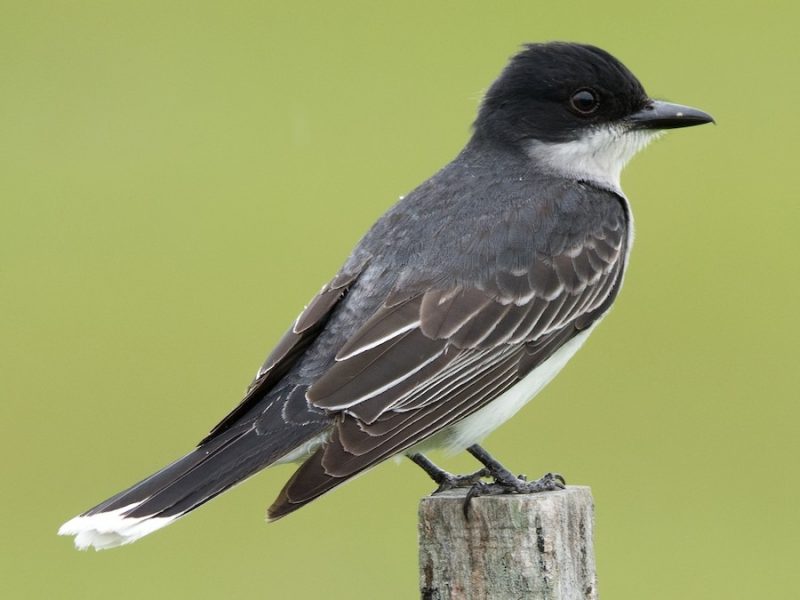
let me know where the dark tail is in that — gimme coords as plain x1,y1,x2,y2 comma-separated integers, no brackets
58,426,307,550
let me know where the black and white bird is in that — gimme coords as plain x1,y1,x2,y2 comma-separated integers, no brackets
59,42,713,550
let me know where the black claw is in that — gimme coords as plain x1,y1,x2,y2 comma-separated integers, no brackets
459,446,567,517
433,467,491,494
463,482,490,519
530,472,566,491
461,472,566,517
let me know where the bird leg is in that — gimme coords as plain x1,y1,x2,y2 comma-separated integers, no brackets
462,444,565,518
408,453,490,493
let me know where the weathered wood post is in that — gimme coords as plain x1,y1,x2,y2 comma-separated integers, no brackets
418,486,597,599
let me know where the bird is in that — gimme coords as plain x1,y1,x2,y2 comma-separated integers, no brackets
58,42,713,550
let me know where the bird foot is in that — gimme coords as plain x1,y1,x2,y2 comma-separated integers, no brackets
432,468,491,493
462,472,566,518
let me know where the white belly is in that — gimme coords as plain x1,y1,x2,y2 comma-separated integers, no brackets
422,324,597,454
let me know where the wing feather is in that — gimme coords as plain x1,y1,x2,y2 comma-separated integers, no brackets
200,266,364,444
269,203,629,518
311,327,449,411
419,288,494,339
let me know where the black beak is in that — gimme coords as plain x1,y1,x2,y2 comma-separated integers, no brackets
628,100,714,130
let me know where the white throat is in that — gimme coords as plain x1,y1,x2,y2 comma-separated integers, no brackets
527,125,661,192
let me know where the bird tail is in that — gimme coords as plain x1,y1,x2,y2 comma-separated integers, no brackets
58,426,310,550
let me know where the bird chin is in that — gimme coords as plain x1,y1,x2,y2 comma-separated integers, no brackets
526,125,663,192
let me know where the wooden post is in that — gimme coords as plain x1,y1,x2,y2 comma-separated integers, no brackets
418,486,597,599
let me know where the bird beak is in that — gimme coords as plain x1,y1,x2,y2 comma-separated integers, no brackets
627,100,714,130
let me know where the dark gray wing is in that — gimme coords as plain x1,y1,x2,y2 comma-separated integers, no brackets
268,212,627,518
200,268,364,444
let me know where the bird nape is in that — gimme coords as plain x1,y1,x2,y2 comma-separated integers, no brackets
59,41,713,550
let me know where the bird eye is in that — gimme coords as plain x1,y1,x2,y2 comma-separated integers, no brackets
569,89,600,115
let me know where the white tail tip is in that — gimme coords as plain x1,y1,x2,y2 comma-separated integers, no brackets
58,503,178,551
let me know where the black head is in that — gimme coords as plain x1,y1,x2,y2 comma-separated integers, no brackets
474,42,712,147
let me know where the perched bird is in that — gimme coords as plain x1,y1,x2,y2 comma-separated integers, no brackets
59,42,713,550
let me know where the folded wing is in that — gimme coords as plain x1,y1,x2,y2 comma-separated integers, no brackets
269,214,627,518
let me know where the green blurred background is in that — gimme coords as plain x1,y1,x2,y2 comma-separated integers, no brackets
2,1,797,598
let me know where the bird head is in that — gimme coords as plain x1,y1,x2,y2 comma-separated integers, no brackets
473,42,714,188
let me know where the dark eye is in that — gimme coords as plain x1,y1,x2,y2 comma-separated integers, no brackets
569,89,600,115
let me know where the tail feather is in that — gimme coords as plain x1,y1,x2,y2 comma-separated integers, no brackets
73,426,248,519
58,425,317,550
